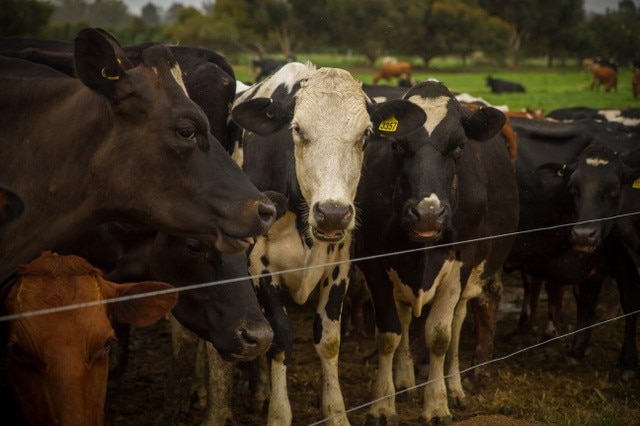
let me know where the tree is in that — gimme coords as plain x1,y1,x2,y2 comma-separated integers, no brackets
141,3,161,26
1,0,54,36
587,0,640,66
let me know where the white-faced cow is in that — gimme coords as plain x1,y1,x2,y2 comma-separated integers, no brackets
4,251,177,426
355,80,519,424
231,62,426,425
0,28,276,285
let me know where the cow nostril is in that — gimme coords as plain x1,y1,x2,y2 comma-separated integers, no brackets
257,200,276,225
313,203,325,222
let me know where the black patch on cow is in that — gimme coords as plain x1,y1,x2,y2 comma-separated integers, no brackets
325,279,347,322
327,244,335,255
313,313,323,345
338,242,345,251
323,277,329,288
261,255,269,267
332,266,340,281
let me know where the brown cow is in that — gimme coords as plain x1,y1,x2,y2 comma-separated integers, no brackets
373,57,412,84
590,63,617,92
4,251,177,426
633,69,640,99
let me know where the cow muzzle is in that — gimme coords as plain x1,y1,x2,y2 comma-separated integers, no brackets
217,320,274,362
571,225,600,253
403,200,448,243
311,202,354,242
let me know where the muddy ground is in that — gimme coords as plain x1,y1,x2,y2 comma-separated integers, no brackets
104,271,640,425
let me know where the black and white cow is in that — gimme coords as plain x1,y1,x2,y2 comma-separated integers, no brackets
231,62,426,425
355,80,519,424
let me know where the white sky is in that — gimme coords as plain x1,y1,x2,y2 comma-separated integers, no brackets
120,0,637,16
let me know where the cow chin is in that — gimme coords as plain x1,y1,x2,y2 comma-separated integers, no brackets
573,244,597,254
409,229,443,244
311,227,346,243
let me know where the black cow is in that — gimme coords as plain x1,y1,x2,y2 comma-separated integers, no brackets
504,116,640,378
355,80,519,424
486,76,526,93
547,107,640,129
0,29,275,283
231,61,426,424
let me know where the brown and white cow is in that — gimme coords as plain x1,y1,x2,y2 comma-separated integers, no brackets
4,251,177,426
0,28,276,284
231,62,426,425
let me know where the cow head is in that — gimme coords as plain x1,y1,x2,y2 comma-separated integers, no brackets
232,63,425,243
5,251,176,426
150,233,274,361
72,28,276,253
539,142,640,253
386,81,505,244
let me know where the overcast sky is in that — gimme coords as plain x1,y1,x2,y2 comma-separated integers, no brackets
121,0,637,16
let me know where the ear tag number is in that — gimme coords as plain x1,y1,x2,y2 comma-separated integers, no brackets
633,178,640,189
379,116,398,132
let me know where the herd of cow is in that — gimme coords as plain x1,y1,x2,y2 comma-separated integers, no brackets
0,28,639,426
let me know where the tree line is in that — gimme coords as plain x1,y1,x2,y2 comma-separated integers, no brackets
3,0,639,68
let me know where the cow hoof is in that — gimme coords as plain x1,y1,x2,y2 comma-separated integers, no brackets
419,414,452,425
449,393,467,409
365,413,398,426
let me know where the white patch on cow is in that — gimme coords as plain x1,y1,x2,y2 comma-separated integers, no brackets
169,64,189,96
408,95,450,136
585,157,609,167
372,96,389,103
599,109,640,127
236,62,315,103
418,194,441,210
235,80,252,95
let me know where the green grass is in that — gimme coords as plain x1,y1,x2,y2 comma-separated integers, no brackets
232,55,640,114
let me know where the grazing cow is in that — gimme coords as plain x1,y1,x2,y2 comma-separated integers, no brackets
4,251,177,426
589,62,617,92
0,28,276,285
373,57,413,84
486,76,526,93
252,57,290,82
231,62,426,425
355,80,519,424
503,117,640,376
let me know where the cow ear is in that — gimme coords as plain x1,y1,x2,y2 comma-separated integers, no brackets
463,106,506,141
370,99,426,139
74,28,131,102
232,97,293,135
106,280,178,327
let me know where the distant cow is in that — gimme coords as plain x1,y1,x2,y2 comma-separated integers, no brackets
589,63,617,92
231,61,426,425
252,57,289,82
373,57,413,84
486,76,526,93
0,28,276,284
4,251,177,426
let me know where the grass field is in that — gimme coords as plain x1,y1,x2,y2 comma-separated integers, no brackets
231,54,640,114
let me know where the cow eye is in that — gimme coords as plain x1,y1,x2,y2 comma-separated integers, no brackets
91,337,117,365
177,124,197,140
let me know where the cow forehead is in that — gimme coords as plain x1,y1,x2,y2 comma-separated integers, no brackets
407,95,451,136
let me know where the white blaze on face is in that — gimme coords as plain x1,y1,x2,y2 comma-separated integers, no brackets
292,67,369,230
585,157,609,167
408,95,449,136
170,64,189,96
418,193,441,210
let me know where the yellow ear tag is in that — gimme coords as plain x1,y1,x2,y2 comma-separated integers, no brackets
633,178,640,189
378,115,399,133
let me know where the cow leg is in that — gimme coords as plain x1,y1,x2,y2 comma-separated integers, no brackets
469,273,502,382
202,343,234,426
543,281,564,341
568,276,603,362
249,353,270,414
610,250,640,378
365,265,401,425
511,272,543,338
421,269,462,425
393,301,415,390
314,261,350,425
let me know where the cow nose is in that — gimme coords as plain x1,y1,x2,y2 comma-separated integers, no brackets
313,202,353,230
571,226,598,245
408,204,446,229
236,322,274,358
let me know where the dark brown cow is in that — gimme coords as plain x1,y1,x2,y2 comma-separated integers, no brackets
0,28,276,283
4,251,177,426
372,57,412,84
590,63,617,92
